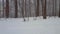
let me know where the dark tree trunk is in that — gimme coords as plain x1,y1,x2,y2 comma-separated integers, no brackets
55,0,56,16
36,0,39,17
0,5,1,18
29,0,31,17
6,0,9,18
59,0,60,17
15,0,18,18
52,0,55,16
53,0,56,16
42,0,46,19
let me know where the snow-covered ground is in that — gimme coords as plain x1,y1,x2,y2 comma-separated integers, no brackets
0,16,60,34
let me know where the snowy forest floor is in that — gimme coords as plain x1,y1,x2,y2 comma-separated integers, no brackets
0,16,60,34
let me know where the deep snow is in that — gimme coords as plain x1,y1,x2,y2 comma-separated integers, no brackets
0,16,60,34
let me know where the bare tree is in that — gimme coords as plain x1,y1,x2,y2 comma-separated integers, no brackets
52,0,56,16
26,0,31,20
53,0,56,16
55,0,56,16
42,0,46,19
27,0,31,21
14,0,18,18
22,0,26,21
29,0,31,17
0,2,1,18
0,5,1,18
2,0,4,17
36,0,39,17
59,0,60,17
6,0,9,18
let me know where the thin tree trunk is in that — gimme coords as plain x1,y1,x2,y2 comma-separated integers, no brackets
55,0,56,16
26,0,29,21
24,0,29,21
36,0,39,17
59,0,60,17
0,5,1,18
49,0,51,17
6,0,9,18
22,0,25,21
3,0,4,17
29,0,31,17
15,0,18,18
27,0,31,21
54,0,56,16
42,0,46,19
52,0,54,16
0,1,1,18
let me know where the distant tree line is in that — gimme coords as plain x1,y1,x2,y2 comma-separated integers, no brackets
0,0,60,19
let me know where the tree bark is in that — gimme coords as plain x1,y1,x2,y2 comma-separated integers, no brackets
22,0,26,21
36,0,39,17
53,0,56,16
59,0,60,17
52,0,55,16
15,0,18,18
29,0,31,17
6,0,9,18
3,0,4,17
42,0,46,19
55,0,56,16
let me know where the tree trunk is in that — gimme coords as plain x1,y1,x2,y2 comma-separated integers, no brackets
15,0,18,18
59,0,60,17
55,0,56,16
36,0,39,17
52,0,55,16
53,0,56,16
22,0,26,21
6,0,9,18
3,0,4,17
29,0,31,17
42,0,46,19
